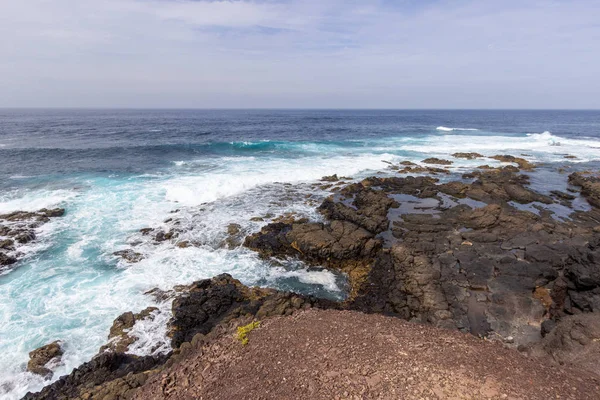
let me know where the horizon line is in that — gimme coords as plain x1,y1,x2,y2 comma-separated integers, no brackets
1,107,600,111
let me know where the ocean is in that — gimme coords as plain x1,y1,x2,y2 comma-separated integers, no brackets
1,109,599,398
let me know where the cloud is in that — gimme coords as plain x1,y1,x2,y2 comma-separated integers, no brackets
0,0,599,108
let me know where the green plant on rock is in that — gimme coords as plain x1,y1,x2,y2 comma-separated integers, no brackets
235,321,260,345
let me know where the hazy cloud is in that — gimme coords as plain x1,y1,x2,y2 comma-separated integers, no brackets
1,0,599,108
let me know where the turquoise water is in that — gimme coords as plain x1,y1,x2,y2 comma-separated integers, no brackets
1,110,600,398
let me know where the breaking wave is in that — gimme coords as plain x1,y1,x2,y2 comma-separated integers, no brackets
436,126,479,132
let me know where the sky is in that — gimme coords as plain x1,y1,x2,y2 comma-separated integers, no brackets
1,0,599,108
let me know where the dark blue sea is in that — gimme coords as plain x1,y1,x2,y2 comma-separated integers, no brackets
1,109,599,398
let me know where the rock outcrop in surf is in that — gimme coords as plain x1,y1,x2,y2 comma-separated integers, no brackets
0,208,65,270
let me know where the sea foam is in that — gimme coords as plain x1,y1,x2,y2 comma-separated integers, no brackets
436,126,479,132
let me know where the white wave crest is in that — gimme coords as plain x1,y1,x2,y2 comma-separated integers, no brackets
162,152,395,206
0,189,77,213
126,306,172,357
403,130,600,163
436,126,479,132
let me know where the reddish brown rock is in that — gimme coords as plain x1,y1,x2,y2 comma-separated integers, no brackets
27,341,64,377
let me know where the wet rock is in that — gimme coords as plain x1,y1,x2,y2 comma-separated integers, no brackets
271,213,309,225
350,176,439,198
227,223,241,236
144,287,177,302
0,251,17,266
23,352,168,400
243,222,294,258
318,188,397,234
0,208,66,270
39,208,66,218
422,157,453,165
550,190,576,201
321,174,340,182
224,223,245,248
27,341,64,377
244,219,379,298
504,184,552,204
113,249,144,263
0,238,15,250
452,152,484,160
397,166,450,175
15,230,36,244
0,208,64,223
439,181,470,197
101,307,159,354
490,155,535,170
286,220,380,261
569,172,600,208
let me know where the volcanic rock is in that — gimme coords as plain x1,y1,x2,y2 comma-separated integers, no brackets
452,152,484,159
569,171,600,208
27,341,64,377
113,249,144,263
422,157,453,165
490,154,535,170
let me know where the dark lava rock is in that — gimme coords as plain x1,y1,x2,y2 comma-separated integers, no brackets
531,313,600,377
397,166,450,175
101,307,159,354
113,249,144,263
321,174,340,182
15,230,36,244
0,251,17,266
452,152,484,160
169,274,333,348
224,223,245,248
27,341,64,377
0,208,66,269
39,208,66,218
319,188,397,234
23,352,168,400
490,155,535,170
541,319,556,337
144,287,178,302
0,208,65,223
569,172,600,208
422,157,453,165
244,218,381,299
354,176,440,198
550,190,576,201
0,239,14,250
504,183,552,204
227,223,241,236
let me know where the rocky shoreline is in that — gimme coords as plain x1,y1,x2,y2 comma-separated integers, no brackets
21,155,600,399
0,208,65,272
